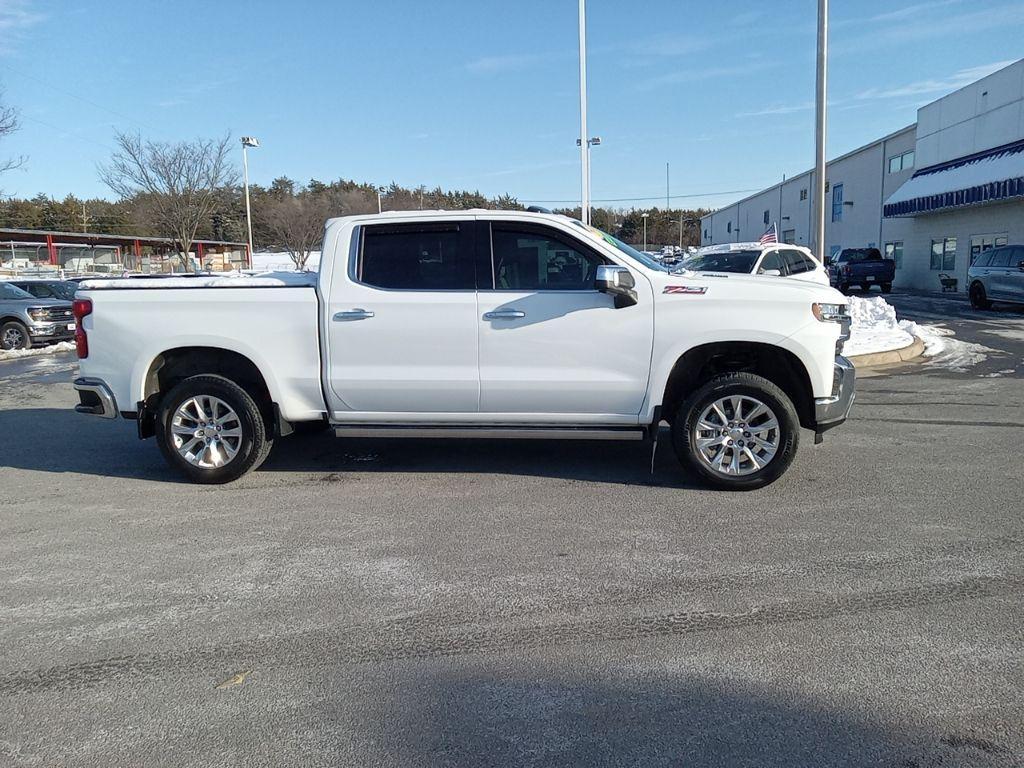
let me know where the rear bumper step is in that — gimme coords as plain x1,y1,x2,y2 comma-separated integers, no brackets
73,377,118,419
333,424,646,441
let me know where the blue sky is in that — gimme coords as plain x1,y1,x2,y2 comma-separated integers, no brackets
1,0,1022,210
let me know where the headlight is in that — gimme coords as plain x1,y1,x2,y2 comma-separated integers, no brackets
812,302,848,323
27,307,48,321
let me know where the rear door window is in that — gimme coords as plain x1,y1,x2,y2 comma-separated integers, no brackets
758,250,784,274
357,222,476,290
781,249,814,275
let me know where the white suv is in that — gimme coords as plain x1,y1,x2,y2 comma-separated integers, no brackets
685,243,829,286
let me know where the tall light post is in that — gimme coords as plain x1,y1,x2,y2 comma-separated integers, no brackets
241,136,259,268
376,185,387,214
641,212,649,252
812,0,829,261
577,0,591,225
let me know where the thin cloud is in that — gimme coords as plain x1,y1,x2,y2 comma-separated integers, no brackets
465,52,557,74
736,102,814,117
833,0,962,26
0,0,42,30
640,61,773,90
855,60,1017,101
836,3,1024,53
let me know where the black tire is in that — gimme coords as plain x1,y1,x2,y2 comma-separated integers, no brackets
969,281,991,310
860,283,872,292
880,282,892,294
1,320,30,350
156,374,271,484
838,282,850,294
671,372,800,491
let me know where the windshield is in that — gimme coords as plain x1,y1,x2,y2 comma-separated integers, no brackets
48,282,78,300
682,251,760,274
0,282,33,300
571,222,670,271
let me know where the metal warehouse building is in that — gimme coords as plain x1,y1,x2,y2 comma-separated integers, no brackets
700,58,1024,292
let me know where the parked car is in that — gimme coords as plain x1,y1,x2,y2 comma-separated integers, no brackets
0,281,76,350
7,279,79,301
827,248,895,294
968,244,1024,309
72,210,854,490
683,243,829,286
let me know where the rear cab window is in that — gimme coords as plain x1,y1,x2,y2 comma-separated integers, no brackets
356,222,476,290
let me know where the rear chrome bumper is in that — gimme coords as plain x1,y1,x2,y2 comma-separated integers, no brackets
73,377,118,419
814,355,855,434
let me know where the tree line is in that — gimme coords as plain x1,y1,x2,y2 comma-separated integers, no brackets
1,125,708,270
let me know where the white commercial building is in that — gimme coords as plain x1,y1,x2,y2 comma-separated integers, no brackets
700,59,1024,292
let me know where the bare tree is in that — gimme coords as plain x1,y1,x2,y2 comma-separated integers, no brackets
99,132,237,269
258,191,332,270
1,91,24,178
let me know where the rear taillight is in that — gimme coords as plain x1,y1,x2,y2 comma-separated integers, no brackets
72,298,92,359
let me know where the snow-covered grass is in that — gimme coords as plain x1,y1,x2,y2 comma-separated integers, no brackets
0,341,75,362
251,251,321,272
845,295,994,371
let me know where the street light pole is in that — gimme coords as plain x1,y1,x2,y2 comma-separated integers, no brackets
577,0,590,225
812,0,829,261
642,212,649,252
241,136,259,269
678,215,684,249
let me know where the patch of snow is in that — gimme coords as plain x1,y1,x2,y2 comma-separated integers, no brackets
0,341,76,362
251,251,321,272
844,296,914,356
79,270,317,290
898,320,995,372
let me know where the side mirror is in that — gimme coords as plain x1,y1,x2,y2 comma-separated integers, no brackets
823,256,833,266
1018,260,1024,272
760,269,782,277
595,264,637,307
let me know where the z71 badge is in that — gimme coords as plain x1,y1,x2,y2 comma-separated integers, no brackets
663,285,708,295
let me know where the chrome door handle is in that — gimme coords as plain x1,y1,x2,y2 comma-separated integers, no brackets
483,309,526,320
333,309,375,321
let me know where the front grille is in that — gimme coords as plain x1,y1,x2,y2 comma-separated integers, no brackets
36,307,74,322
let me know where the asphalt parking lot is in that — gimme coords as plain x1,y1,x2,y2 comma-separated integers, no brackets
1,292,1022,767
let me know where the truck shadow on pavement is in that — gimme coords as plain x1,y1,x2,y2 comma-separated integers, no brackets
0,408,703,488
355,670,1013,768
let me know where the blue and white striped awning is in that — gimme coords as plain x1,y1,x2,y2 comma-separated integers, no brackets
884,138,1024,217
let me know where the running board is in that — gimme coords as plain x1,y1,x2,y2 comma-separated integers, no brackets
333,424,646,441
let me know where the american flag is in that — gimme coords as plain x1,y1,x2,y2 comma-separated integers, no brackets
759,223,778,245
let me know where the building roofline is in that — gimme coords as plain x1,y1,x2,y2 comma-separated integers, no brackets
0,227,246,247
700,123,917,221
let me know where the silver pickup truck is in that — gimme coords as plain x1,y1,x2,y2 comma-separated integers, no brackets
0,281,76,350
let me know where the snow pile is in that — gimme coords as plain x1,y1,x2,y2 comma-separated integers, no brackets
844,296,914,356
899,320,995,372
79,270,317,290
0,341,76,362
251,251,321,272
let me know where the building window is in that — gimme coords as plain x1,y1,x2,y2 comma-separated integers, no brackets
799,188,808,201
884,241,904,270
888,150,916,174
703,228,709,240
727,221,732,234
763,209,770,226
930,237,956,271
782,229,796,244
970,233,1008,264
831,183,844,222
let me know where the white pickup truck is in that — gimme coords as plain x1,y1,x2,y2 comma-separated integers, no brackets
72,210,854,490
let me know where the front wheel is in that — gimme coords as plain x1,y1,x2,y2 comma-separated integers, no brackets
671,372,800,491
969,281,991,310
1,320,30,350
156,374,272,484
881,282,892,294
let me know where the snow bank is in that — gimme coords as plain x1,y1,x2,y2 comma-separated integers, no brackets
844,296,914,356
844,295,993,371
0,341,76,362
79,270,317,290
251,251,321,272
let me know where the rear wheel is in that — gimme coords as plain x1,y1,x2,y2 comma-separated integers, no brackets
881,282,892,294
969,281,991,310
1,320,30,350
671,372,800,491
838,282,850,294
156,375,271,484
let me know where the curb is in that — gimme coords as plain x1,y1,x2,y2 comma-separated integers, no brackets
847,335,925,368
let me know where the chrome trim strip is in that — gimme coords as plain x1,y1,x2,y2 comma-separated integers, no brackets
73,377,118,419
333,425,645,441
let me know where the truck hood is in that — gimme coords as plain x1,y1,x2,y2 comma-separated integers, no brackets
649,268,846,304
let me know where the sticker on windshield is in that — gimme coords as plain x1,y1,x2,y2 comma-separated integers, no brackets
663,285,708,295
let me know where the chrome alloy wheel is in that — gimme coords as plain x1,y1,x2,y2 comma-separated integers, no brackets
692,394,780,477
2,326,26,349
170,395,243,469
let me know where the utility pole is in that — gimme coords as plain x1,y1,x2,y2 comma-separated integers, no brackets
665,162,670,210
577,0,590,225
642,212,649,252
79,203,90,233
812,0,829,261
